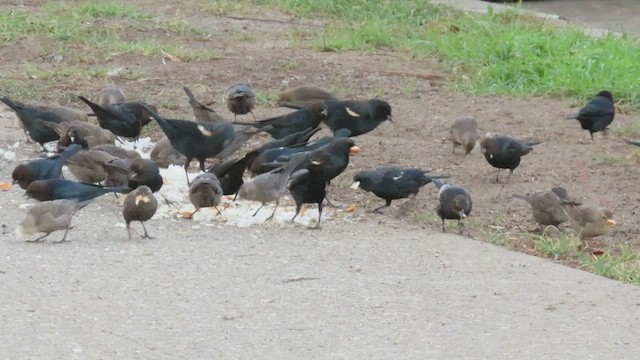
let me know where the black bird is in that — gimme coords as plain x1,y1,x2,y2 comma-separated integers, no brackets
288,160,327,228
322,99,392,136
1,97,66,150
433,179,472,233
25,178,129,202
183,86,227,123
235,103,328,139
227,82,257,121
480,135,540,184
120,101,158,127
123,185,157,240
208,156,250,200
144,106,237,185
565,90,615,142
78,96,141,140
243,127,321,172
302,137,361,185
248,128,350,176
12,144,84,190
352,167,445,213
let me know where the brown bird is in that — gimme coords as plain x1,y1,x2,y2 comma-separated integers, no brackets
96,85,125,106
15,199,90,243
277,85,339,109
45,121,116,149
92,144,141,160
187,173,223,219
226,82,256,121
562,204,616,239
149,136,186,168
66,149,118,184
450,117,479,155
123,185,157,240
512,187,578,228
183,86,228,123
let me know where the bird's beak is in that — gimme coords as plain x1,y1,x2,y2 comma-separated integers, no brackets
12,179,18,185
489,154,493,159
387,114,394,122
350,181,360,190
458,211,467,219
135,195,150,206
349,146,362,154
321,108,328,116
606,219,617,226
311,160,322,165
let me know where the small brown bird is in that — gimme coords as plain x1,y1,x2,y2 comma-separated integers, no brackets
562,204,616,239
15,199,90,243
44,105,90,123
45,121,116,148
183,86,228,123
92,144,141,160
123,185,157,240
187,173,223,219
149,136,186,168
450,117,479,155
277,85,339,109
226,82,256,121
96,85,125,106
513,187,578,228
66,149,118,184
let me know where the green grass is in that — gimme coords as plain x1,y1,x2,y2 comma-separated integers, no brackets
0,1,216,60
251,0,640,109
520,232,582,260
580,247,640,284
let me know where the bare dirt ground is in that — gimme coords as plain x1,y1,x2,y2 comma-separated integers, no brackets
2,2,640,358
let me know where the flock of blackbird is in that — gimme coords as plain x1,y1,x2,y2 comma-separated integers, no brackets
1,82,623,242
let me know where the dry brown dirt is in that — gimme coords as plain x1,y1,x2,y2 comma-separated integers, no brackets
1,1,638,255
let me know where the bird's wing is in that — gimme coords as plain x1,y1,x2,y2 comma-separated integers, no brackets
287,169,310,189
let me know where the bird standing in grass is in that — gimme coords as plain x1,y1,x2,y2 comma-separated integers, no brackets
16,199,91,243
565,90,615,142
512,187,578,228
561,204,616,239
123,185,157,240
480,135,540,184
433,179,472,233
351,167,445,213
227,82,256,122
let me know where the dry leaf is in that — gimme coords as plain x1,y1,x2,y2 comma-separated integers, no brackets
181,211,193,218
0,182,12,191
345,204,357,212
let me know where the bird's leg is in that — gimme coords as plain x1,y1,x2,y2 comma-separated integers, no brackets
27,233,50,243
232,193,238,202
198,159,206,172
458,219,465,235
323,194,341,208
23,129,33,143
127,223,132,240
52,226,72,243
213,206,222,215
252,203,265,217
370,199,392,214
186,208,199,220
140,222,153,239
250,110,257,121
265,201,279,221
233,114,238,123
290,205,301,223
184,159,192,186
452,144,457,154
442,219,446,232
505,169,514,184
590,132,595,143
309,203,322,230
495,169,501,183
161,193,177,207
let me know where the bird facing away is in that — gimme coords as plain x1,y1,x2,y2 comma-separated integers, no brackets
565,90,615,142
235,103,328,139
480,135,540,184
561,204,616,239
288,160,327,228
16,199,90,243
433,179,472,233
238,154,307,221
12,144,83,190
65,149,118,184
277,85,339,109
144,105,237,185
227,82,257,121
26,178,129,202
101,158,163,193
183,86,228,123
352,167,445,213
322,99,393,137
512,187,578,228
188,173,223,218
96,85,125,106
123,185,157,240
450,117,479,155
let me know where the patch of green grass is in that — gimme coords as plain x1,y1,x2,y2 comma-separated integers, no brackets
580,247,640,284
254,89,280,107
253,0,640,109
202,0,248,16
519,232,582,260
592,151,625,165
482,230,515,247
611,123,640,140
